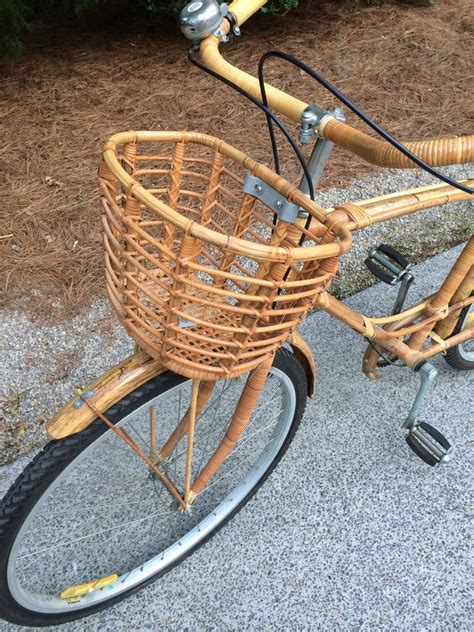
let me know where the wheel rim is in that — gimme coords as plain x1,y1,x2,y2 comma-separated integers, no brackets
7,367,296,614
457,304,474,362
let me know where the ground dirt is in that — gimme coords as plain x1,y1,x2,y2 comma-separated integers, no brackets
0,0,473,317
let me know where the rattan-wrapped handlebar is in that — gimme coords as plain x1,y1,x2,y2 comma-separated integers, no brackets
199,6,474,169
228,0,268,26
320,118,474,169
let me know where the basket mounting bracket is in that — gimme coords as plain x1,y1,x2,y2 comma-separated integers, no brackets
242,174,303,224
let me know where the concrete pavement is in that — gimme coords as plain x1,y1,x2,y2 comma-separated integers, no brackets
1,244,473,631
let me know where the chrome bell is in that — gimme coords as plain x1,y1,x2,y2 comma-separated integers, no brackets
179,1,228,41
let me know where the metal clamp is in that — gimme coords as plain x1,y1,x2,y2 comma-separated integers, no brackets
243,175,303,224
299,105,345,145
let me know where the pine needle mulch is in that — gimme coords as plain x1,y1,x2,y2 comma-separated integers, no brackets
0,0,472,317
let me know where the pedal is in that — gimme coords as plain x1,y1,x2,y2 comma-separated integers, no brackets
365,244,410,285
365,244,414,315
406,422,452,466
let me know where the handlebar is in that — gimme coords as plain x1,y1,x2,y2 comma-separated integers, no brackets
199,0,473,170
228,0,268,27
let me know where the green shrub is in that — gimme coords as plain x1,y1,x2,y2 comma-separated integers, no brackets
0,1,182,56
0,1,437,58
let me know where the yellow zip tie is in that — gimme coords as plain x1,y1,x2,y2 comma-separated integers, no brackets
362,316,376,339
428,330,448,354
425,302,449,319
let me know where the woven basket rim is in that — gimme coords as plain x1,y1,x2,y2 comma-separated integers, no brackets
102,130,352,263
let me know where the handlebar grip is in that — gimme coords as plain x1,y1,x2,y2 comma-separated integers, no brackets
228,0,268,26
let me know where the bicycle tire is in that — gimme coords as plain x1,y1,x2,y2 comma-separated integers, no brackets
444,296,474,370
0,348,307,626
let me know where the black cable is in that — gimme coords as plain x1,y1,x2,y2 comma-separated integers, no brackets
256,53,313,237
188,50,315,201
257,50,473,195
366,338,404,367
255,59,281,178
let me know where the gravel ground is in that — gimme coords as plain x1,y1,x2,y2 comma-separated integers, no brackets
0,244,472,631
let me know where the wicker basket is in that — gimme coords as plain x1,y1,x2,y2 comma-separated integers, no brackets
100,131,352,380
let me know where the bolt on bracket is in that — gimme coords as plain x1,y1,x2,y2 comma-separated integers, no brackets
243,175,303,224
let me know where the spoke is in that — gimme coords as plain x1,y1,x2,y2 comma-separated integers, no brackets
146,477,169,550
190,414,282,488
101,439,138,459
195,406,283,500
127,421,152,452
29,478,149,537
17,506,179,569
10,369,293,609
193,381,281,484
196,379,235,421
195,380,233,474
229,416,281,455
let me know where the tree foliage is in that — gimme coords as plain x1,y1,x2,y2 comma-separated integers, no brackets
0,1,436,57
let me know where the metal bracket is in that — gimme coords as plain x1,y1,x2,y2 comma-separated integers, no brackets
299,105,345,145
242,175,302,224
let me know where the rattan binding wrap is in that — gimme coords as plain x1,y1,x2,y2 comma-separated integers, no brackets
100,131,351,380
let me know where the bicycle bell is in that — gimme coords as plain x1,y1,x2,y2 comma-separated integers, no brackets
180,1,228,41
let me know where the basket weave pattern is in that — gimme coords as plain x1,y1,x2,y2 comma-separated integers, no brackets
100,132,349,380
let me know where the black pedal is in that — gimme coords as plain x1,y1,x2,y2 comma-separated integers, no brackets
365,244,410,285
365,244,414,315
406,422,452,467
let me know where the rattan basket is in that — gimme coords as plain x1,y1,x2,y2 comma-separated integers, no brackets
100,131,352,380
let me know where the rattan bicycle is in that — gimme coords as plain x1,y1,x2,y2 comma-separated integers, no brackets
0,0,472,625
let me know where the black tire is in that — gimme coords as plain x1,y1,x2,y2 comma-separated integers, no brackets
444,297,474,370
0,348,307,626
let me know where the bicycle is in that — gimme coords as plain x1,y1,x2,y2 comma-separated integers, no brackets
0,0,472,625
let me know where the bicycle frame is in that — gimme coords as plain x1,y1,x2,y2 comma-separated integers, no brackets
197,0,474,372
46,0,473,500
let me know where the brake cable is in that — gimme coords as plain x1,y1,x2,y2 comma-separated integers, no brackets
257,50,473,195
188,49,315,201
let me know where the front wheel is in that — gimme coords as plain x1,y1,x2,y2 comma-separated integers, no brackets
0,348,307,626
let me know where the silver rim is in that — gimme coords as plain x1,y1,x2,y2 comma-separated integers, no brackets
457,304,474,363
7,367,296,614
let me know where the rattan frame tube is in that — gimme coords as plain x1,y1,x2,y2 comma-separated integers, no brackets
323,180,474,231
189,353,274,498
407,237,474,351
320,118,474,169
434,266,474,340
159,380,216,461
228,0,268,26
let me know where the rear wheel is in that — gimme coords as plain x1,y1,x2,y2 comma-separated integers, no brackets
0,348,307,626
444,299,474,370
